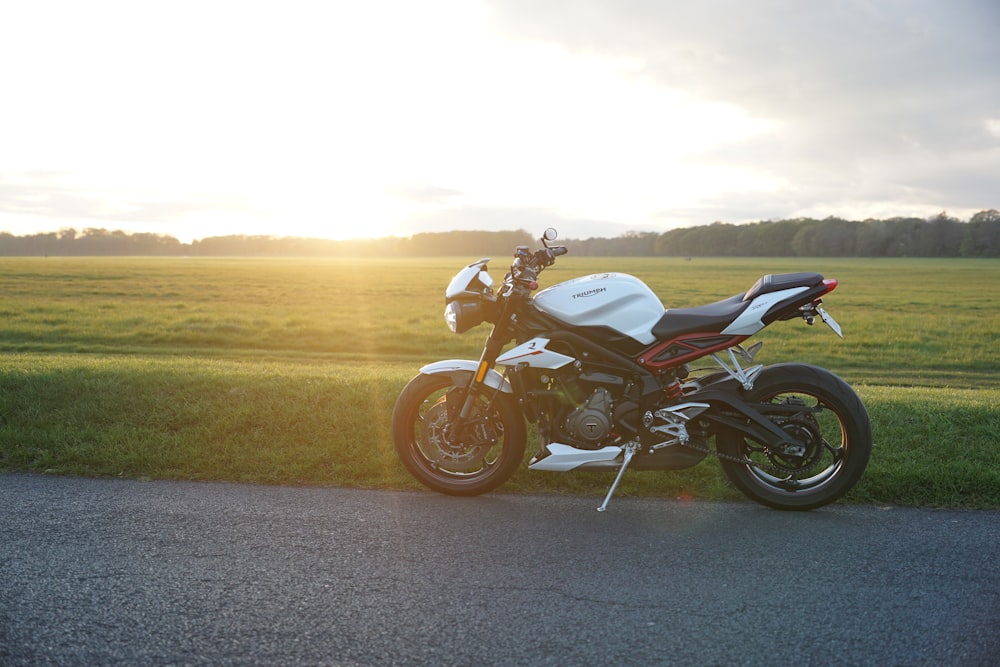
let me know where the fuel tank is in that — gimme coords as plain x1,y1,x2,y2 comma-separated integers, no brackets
531,273,664,345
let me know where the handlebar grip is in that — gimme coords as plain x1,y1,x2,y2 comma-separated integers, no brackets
550,246,568,257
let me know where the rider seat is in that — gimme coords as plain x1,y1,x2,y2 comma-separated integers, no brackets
651,272,824,339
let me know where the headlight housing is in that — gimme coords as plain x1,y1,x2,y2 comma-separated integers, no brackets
444,298,485,334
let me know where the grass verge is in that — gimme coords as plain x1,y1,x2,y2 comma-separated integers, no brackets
2,353,997,508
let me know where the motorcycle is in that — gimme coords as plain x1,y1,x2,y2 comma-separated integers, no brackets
392,229,871,511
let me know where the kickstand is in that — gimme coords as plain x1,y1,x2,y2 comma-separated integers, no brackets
597,442,638,512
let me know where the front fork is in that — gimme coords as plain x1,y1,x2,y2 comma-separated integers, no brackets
451,314,516,435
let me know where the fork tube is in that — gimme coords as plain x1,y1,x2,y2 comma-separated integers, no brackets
456,317,513,421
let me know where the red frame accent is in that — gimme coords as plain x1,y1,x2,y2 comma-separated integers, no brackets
637,333,749,371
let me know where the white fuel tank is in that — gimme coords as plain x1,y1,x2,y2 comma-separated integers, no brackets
532,273,663,345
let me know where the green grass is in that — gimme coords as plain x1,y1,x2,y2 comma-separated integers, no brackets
1,256,998,508
0,353,408,486
857,385,1000,507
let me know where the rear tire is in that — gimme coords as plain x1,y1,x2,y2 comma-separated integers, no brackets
716,363,871,510
392,372,526,496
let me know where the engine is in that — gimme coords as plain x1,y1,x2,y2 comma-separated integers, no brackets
563,388,613,446
518,362,641,450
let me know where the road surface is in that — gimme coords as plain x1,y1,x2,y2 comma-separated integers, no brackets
2,473,998,665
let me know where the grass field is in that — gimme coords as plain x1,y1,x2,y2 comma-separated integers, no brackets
1,255,998,507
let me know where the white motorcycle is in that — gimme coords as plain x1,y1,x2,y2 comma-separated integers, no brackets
392,229,871,511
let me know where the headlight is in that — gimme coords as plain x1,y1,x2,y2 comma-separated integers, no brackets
444,301,460,333
444,298,485,334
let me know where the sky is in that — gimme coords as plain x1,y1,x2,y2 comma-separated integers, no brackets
1,0,997,243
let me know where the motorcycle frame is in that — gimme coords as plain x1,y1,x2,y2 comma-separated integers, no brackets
436,284,812,461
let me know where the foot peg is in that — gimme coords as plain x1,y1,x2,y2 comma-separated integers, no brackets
597,441,639,512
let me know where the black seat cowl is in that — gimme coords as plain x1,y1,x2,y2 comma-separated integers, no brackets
742,272,824,302
651,272,826,340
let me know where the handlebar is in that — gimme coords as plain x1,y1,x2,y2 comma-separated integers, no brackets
505,243,569,295
533,246,565,268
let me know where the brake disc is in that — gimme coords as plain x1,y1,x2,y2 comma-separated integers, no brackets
421,399,494,473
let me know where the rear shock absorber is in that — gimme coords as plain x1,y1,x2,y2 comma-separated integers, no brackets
663,380,684,402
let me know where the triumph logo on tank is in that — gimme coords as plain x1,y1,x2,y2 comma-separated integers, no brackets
572,287,607,299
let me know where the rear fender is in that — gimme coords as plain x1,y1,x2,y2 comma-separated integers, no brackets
419,360,513,394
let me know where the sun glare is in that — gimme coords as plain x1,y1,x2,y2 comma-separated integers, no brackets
2,0,780,243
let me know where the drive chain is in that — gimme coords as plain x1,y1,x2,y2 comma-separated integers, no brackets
681,438,825,479
679,439,752,466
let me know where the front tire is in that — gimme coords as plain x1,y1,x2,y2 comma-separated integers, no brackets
392,372,526,496
716,364,871,510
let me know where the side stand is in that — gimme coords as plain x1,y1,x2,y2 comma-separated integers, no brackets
597,441,638,512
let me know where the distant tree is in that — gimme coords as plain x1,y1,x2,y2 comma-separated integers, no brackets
652,227,689,256
601,231,659,256
736,220,799,256
961,209,1000,257
882,217,924,256
789,219,822,256
856,219,894,256
910,212,962,257
397,230,533,257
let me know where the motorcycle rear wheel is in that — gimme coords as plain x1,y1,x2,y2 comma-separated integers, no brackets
716,363,871,511
392,372,526,496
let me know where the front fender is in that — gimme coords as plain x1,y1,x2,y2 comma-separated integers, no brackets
419,360,513,394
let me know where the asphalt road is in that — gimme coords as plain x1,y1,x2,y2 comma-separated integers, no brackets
2,473,998,666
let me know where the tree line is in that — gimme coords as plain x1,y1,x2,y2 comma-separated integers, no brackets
0,229,536,258
1,211,998,257
647,210,1000,258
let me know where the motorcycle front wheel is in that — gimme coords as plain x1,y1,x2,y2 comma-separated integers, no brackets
715,363,871,511
392,372,527,496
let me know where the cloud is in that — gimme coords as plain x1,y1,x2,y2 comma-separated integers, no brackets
485,0,1000,219
488,1,999,114
0,172,250,227
388,183,465,204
